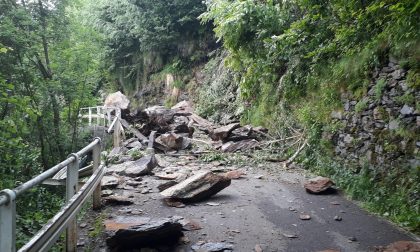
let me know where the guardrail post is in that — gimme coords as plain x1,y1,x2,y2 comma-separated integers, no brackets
96,106,100,126
107,109,111,127
113,109,121,148
92,138,102,210
88,107,92,126
66,153,79,252
0,189,16,252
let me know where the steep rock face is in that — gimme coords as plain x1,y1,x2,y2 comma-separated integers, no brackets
330,60,419,170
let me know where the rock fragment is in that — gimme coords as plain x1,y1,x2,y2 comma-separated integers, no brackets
299,214,311,220
221,139,259,152
161,170,231,203
101,176,119,189
304,176,335,194
210,123,241,141
156,132,191,151
179,219,202,231
224,170,246,179
104,195,134,205
282,233,298,239
123,155,157,177
191,242,234,252
157,180,178,192
105,216,183,250
377,241,420,252
104,91,130,109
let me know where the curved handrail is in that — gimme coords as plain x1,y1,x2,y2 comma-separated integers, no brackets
0,137,103,252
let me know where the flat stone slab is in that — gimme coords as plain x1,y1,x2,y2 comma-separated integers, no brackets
101,176,119,189
210,123,240,141
123,155,157,177
105,216,183,249
221,139,259,152
191,242,234,252
161,170,231,202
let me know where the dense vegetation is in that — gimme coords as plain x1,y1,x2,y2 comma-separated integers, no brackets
200,0,419,232
0,0,105,247
1,0,419,246
90,0,215,97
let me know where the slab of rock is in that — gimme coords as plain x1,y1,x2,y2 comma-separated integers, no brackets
155,173,180,180
102,176,119,189
104,91,130,109
210,123,241,141
221,139,259,152
107,147,128,163
400,105,414,116
106,162,130,175
227,125,253,141
161,170,231,202
157,181,178,192
224,170,246,179
178,218,202,231
104,195,134,205
191,242,233,252
172,100,194,115
228,125,268,141
102,189,114,197
188,113,213,129
156,133,190,151
124,138,143,149
377,241,420,252
304,176,335,194
145,106,175,123
123,155,157,177
105,216,183,250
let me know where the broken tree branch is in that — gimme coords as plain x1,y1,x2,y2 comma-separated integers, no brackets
283,139,308,168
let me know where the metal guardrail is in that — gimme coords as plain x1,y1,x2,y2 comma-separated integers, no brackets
79,106,119,127
0,137,103,252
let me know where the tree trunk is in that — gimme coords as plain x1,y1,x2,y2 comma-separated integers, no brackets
37,116,49,169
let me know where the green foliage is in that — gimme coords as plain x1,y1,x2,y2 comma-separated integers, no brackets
90,0,214,96
301,151,420,233
127,148,144,160
374,78,387,101
0,0,106,247
395,93,415,105
355,99,369,113
196,50,242,123
406,70,420,89
202,0,419,117
202,0,420,231
89,213,105,238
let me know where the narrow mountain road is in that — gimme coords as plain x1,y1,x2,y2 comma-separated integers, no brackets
78,152,418,252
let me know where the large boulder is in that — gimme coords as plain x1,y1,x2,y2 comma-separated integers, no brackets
304,176,335,194
101,176,119,189
105,216,183,250
171,100,194,115
145,106,175,124
210,123,241,141
156,133,191,151
123,155,157,177
160,170,231,202
104,91,130,110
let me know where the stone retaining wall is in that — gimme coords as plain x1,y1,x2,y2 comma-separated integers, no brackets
331,58,419,171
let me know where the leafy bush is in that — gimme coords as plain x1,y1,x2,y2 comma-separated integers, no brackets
202,0,420,232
